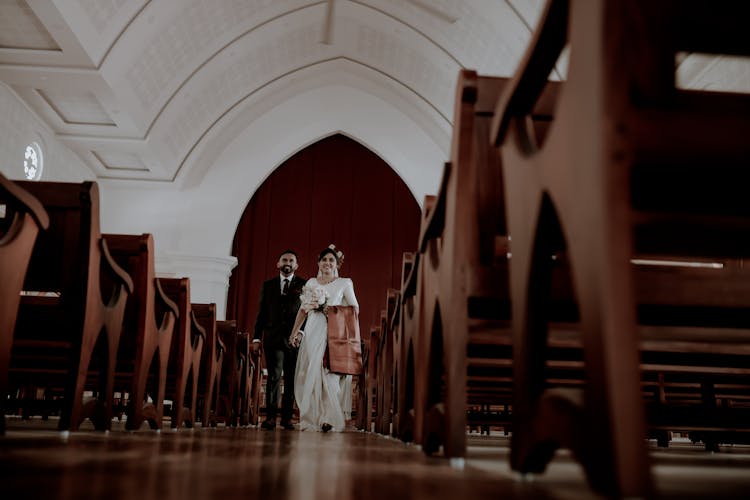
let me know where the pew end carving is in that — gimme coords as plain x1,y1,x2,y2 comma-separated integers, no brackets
412,70,514,458
158,277,205,429
9,181,132,432
493,0,750,496
0,174,49,434
104,233,177,431
193,303,224,427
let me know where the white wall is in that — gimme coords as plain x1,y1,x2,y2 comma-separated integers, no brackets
0,83,94,182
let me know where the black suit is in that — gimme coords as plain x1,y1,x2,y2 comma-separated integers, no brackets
253,274,306,423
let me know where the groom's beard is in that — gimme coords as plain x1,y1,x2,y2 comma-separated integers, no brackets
280,265,292,274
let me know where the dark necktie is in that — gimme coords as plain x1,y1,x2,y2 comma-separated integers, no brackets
282,278,290,295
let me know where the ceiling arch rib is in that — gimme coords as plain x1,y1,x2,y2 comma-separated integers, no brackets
353,0,533,76
101,0,325,133
52,0,149,68
102,0,470,137
170,57,453,187
162,82,449,256
140,3,461,182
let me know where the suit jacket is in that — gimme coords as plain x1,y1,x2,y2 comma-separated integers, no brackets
253,275,306,350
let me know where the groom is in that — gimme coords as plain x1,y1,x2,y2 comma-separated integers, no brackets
252,250,306,430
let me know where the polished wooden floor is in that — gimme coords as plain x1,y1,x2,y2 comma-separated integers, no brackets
2,418,750,499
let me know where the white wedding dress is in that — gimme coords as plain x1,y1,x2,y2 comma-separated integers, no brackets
294,277,358,432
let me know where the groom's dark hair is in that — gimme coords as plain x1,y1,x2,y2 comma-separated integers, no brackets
279,249,299,260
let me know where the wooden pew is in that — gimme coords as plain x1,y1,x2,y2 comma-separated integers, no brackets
409,69,519,458
410,185,447,455
157,277,205,429
360,326,380,432
375,293,398,435
354,335,371,431
0,174,49,434
104,234,177,430
389,253,411,438
9,181,132,431
245,338,262,426
492,0,750,496
400,193,439,449
386,290,401,435
215,320,243,427
193,303,224,427
394,252,418,441
235,330,256,426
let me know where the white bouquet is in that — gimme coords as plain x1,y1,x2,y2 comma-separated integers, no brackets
300,284,328,314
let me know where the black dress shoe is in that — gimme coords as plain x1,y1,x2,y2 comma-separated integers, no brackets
280,421,295,430
260,420,276,430
321,423,332,433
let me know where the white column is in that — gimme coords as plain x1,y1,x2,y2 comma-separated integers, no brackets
156,252,238,320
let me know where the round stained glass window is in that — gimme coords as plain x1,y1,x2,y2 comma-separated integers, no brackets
24,142,43,181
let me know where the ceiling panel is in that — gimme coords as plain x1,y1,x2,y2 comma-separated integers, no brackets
0,0,60,50
37,89,115,125
93,150,148,171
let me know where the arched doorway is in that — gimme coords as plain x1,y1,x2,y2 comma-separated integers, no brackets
226,134,421,337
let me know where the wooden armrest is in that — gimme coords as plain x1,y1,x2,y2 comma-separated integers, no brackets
389,301,401,333
100,238,134,294
216,336,226,356
402,252,420,299
101,233,149,254
0,173,50,230
492,0,568,145
401,252,415,288
155,278,179,319
189,310,207,349
418,163,451,252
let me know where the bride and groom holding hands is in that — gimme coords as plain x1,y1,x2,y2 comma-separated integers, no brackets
252,246,361,432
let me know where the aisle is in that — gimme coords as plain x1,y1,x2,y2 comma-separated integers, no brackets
1,419,750,499
0,423,524,500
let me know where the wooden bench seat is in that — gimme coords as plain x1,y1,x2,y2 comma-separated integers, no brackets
358,325,380,432
9,181,132,431
104,234,177,430
394,252,419,442
492,0,750,496
0,174,49,434
235,330,258,426
193,303,224,427
408,70,533,457
157,277,205,429
374,289,399,435
215,320,243,427
244,333,262,426
390,252,414,439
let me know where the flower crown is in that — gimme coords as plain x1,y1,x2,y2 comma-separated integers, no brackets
328,243,344,267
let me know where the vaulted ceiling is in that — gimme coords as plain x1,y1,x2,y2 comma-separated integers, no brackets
0,0,544,184
1,0,747,188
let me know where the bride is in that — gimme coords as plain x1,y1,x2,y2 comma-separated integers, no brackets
289,246,359,432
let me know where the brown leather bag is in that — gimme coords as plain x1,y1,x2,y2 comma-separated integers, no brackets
326,306,363,375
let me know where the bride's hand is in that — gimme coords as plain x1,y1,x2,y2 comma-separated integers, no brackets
289,330,303,347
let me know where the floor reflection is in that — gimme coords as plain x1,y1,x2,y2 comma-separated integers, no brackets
1,421,750,499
